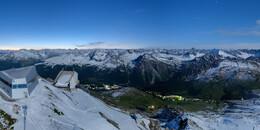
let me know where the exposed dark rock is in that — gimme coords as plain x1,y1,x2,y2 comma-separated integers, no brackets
152,107,188,130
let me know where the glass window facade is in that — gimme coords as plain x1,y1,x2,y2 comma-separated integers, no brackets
0,77,12,88
13,84,27,89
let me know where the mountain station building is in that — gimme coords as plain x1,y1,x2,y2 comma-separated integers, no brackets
0,66,38,99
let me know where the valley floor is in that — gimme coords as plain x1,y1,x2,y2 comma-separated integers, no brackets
89,87,260,130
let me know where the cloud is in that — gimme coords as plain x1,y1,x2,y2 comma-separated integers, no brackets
257,20,260,25
203,42,260,49
216,30,260,36
75,42,105,47
216,20,260,36
168,43,260,49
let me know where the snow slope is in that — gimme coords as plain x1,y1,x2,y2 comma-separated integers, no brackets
237,51,253,59
188,99,260,130
196,60,260,81
218,50,235,58
0,79,140,130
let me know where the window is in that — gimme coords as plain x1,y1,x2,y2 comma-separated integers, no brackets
13,85,17,89
13,84,27,89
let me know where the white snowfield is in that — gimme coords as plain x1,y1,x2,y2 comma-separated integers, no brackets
188,99,260,130
0,79,140,130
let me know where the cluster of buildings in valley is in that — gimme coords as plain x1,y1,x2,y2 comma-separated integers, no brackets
0,66,79,99
149,92,184,101
84,84,121,91
151,92,201,102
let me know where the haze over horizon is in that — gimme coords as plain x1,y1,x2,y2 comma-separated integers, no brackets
1,0,260,50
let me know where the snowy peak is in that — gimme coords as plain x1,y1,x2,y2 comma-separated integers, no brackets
236,51,253,59
135,53,157,62
218,50,235,58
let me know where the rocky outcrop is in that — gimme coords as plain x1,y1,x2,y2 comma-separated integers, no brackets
153,107,188,130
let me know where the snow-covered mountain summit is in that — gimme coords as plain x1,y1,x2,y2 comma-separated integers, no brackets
0,78,141,130
0,48,258,66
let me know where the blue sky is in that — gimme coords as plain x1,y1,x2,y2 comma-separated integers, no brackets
0,0,260,49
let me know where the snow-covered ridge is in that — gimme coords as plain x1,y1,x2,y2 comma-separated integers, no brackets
219,60,259,69
41,49,259,69
0,79,141,130
196,60,260,81
0,48,258,65
218,50,235,58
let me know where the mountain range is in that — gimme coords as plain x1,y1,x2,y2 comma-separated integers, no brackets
1,49,260,99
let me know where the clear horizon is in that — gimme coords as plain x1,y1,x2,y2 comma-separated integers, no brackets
0,0,260,49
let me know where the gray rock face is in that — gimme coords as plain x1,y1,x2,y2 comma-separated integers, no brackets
131,54,176,86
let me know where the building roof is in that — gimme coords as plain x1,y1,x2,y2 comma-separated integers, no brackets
55,71,77,87
1,66,36,79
